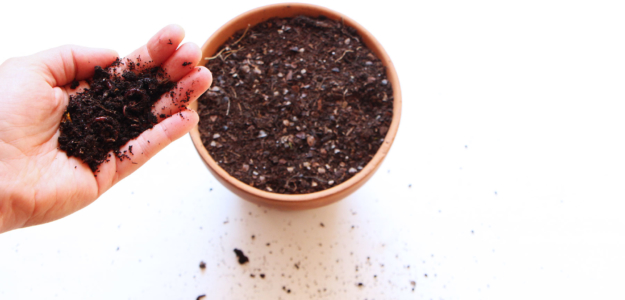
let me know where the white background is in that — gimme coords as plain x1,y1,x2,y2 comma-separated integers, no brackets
1,0,625,299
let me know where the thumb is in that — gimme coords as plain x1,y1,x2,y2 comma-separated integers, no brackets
30,45,118,87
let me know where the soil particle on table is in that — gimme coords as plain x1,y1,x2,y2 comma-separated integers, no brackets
198,15,393,194
196,295,206,300
58,58,178,172
233,248,250,264
199,261,206,269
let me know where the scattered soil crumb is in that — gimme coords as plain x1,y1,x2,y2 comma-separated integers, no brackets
233,248,250,264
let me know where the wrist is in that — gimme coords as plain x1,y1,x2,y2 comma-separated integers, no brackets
0,180,27,234
0,185,11,233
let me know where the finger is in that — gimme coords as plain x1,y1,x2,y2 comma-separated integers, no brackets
64,79,90,95
64,33,194,97
33,45,118,87
158,42,202,82
94,110,199,193
153,66,212,121
122,24,185,72
63,25,185,93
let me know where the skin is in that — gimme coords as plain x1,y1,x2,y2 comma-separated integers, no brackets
0,25,212,233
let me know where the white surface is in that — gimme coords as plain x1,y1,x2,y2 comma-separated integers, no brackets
1,0,625,299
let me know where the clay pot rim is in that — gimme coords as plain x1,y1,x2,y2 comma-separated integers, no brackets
189,2,402,204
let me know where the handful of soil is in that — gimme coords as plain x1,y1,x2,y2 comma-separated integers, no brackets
198,15,393,194
58,58,176,172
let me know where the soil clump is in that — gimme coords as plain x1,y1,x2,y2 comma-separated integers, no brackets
58,58,178,172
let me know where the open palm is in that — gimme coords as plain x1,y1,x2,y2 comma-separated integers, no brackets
0,25,212,233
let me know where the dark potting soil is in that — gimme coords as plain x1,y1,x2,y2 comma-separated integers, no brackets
197,15,394,194
58,58,178,172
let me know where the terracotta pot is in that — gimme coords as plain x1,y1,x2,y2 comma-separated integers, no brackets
189,3,402,209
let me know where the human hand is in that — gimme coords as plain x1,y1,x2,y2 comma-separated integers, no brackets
0,25,212,233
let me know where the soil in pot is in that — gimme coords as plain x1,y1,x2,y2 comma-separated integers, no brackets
58,58,177,172
198,15,393,194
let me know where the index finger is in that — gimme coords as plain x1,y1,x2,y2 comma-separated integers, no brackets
65,24,186,94
121,24,185,71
